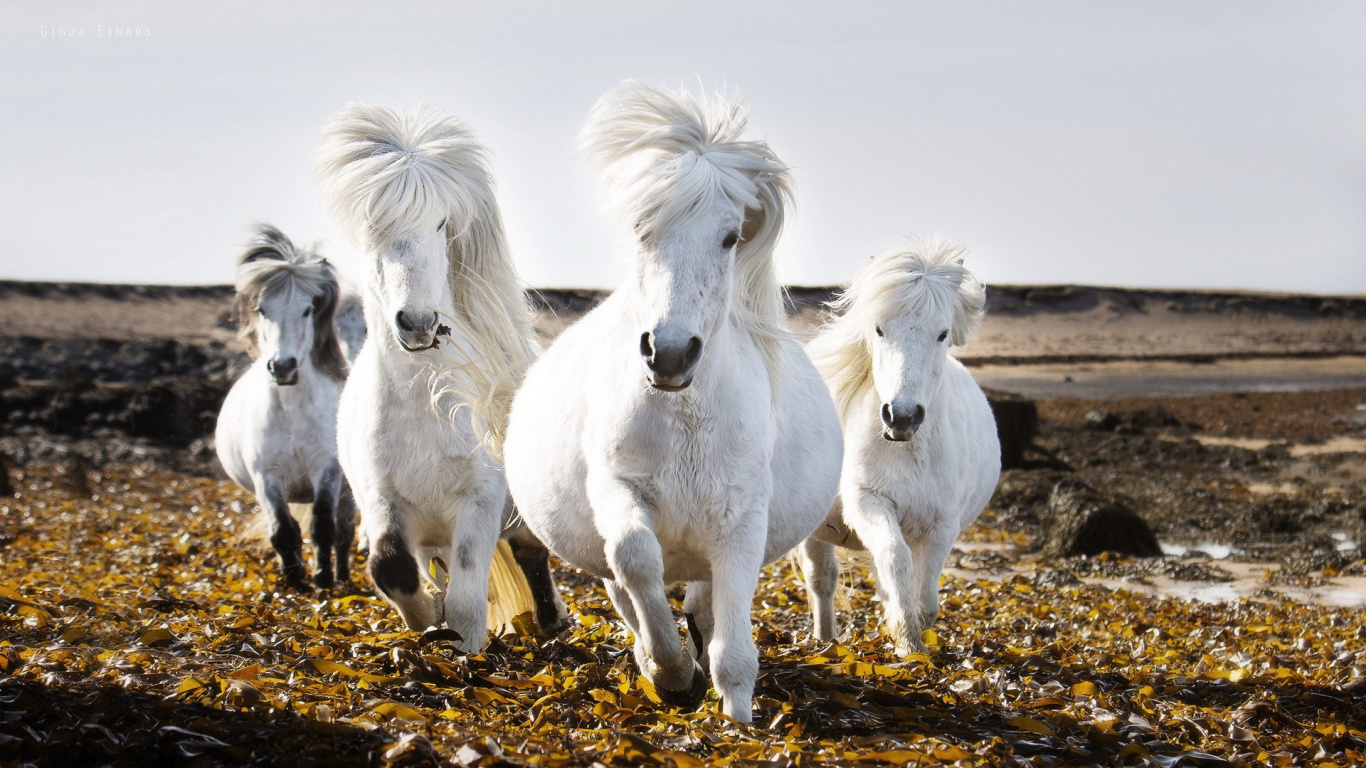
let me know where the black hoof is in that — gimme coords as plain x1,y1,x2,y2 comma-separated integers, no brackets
313,573,334,590
654,660,709,710
539,614,571,636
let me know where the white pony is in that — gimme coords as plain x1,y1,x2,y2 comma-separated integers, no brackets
216,224,355,589
316,104,567,651
800,237,1000,656
334,281,368,364
503,82,843,723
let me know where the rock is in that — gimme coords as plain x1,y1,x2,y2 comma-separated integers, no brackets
1039,479,1162,558
985,389,1038,469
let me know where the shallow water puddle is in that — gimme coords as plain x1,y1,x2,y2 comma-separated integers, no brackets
946,547,1366,608
1160,542,1236,559
1288,435,1366,456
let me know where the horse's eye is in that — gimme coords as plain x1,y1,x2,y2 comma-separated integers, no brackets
938,330,948,342
436,219,446,232
304,307,312,318
721,231,739,250
875,325,884,337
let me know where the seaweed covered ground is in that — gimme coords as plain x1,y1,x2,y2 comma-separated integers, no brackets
2,448,1364,767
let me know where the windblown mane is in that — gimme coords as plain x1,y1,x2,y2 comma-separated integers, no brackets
232,224,348,383
315,104,538,452
808,236,986,419
578,81,793,388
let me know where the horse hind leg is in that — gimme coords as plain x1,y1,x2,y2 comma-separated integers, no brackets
310,492,337,589
506,526,570,634
333,483,357,585
257,482,308,589
683,581,714,668
798,537,839,642
366,513,440,631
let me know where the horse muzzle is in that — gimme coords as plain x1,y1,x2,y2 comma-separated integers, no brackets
881,402,924,442
641,330,702,392
394,309,439,352
267,357,299,386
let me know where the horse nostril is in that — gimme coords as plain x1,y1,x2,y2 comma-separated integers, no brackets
909,404,926,427
881,403,895,428
395,311,415,332
682,336,703,367
640,332,654,360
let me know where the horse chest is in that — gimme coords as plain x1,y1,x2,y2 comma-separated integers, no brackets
611,393,769,527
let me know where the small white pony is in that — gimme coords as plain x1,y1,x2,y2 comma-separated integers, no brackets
800,237,1000,656
504,82,843,723
216,224,355,589
316,104,567,651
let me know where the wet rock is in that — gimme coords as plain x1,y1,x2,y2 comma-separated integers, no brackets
1039,479,1162,558
1084,410,1119,431
984,389,1038,469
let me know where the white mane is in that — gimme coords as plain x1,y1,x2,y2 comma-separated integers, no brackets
315,104,537,450
578,81,792,385
808,236,986,418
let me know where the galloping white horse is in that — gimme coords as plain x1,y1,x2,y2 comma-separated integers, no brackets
504,82,843,723
800,237,1000,656
216,224,355,589
316,104,566,650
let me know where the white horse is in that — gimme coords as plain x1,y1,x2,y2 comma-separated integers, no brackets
503,82,843,723
334,280,368,364
800,237,1000,656
316,104,567,651
216,224,355,589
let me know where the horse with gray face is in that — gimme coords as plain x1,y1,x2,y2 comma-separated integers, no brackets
216,224,355,589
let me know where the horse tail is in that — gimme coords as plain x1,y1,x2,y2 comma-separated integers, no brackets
486,540,537,636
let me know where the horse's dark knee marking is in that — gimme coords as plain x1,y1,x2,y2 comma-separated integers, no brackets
370,531,419,597
456,542,473,571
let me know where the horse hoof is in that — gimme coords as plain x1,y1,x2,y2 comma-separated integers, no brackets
313,574,335,590
654,660,708,710
539,614,571,636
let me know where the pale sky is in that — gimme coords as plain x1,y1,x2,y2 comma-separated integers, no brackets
2,1,1364,293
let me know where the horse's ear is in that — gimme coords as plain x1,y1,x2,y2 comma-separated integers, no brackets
231,289,260,358
737,168,790,257
740,204,763,246
242,245,286,264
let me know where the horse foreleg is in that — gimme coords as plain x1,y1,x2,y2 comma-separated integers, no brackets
506,526,570,634
594,483,703,707
909,526,956,635
439,496,501,653
254,480,307,589
845,494,922,656
364,502,440,631
706,523,764,724
798,537,839,642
